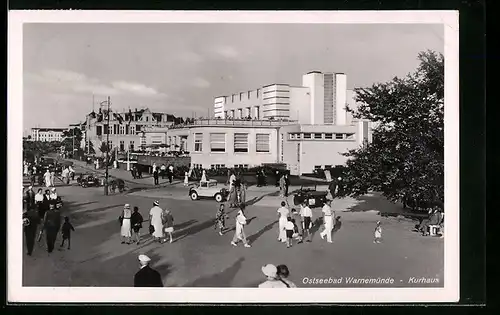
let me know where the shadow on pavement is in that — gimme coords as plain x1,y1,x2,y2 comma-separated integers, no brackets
184,257,245,287
173,217,217,242
247,220,278,244
174,219,198,231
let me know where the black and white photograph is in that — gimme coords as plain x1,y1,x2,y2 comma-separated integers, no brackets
8,11,459,303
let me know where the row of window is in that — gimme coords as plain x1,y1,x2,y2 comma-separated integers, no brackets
193,133,270,153
96,124,141,136
106,140,135,151
289,133,355,140
227,90,261,103
224,107,260,120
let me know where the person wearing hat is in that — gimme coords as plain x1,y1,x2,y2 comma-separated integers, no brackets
149,201,164,242
49,188,58,200
120,204,132,244
23,202,41,256
319,199,334,243
134,254,163,287
258,264,288,288
42,202,61,253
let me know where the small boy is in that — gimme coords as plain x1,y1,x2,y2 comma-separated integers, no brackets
60,216,75,249
285,217,295,248
373,220,382,244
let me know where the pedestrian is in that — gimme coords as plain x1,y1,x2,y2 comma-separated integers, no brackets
285,217,295,248
29,168,36,187
162,209,175,243
168,164,174,183
277,201,289,243
201,169,208,182
131,165,137,179
137,166,143,178
231,209,251,248
69,165,75,181
153,169,159,186
152,162,157,174
42,202,61,253
60,216,75,250
44,169,51,188
258,264,288,288
284,174,290,197
23,160,29,176
215,203,228,236
239,182,247,209
279,174,286,198
50,166,56,187
276,264,297,288
120,204,132,244
374,221,382,244
24,186,35,210
290,208,303,243
149,201,164,242
275,170,280,187
61,167,68,185
300,201,313,242
160,164,167,179
23,205,40,256
41,189,51,219
34,188,44,217
319,199,334,243
134,254,164,287
227,184,238,208
228,171,236,190
49,188,58,200
130,206,144,244
184,171,189,187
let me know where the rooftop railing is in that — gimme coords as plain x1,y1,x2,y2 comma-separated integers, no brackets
168,118,298,129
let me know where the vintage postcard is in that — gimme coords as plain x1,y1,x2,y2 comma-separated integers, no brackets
8,10,459,303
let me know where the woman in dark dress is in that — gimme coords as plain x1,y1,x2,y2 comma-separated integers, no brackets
130,206,144,244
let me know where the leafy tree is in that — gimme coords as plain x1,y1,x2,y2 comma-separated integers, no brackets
99,142,112,154
339,50,444,209
61,127,83,153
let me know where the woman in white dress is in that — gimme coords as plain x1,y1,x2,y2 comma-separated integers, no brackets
201,169,207,182
184,171,189,187
120,204,132,244
44,169,52,188
277,201,289,243
149,200,164,242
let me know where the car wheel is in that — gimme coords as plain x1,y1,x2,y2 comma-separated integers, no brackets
190,191,199,201
214,193,223,202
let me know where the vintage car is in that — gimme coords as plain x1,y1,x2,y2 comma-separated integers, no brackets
189,179,229,202
78,173,102,188
293,184,328,208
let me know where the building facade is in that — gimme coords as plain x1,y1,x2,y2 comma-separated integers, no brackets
30,127,68,142
85,107,177,155
145,71,373,175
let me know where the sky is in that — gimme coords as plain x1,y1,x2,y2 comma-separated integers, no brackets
23,23,443,131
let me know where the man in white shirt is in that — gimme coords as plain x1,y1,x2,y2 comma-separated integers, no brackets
231,210,251,248
300,201,313,242
319,199,334,243
168,165,174,183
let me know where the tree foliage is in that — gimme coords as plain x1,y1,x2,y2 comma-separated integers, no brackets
339,50,444,207
61,127,84,153
23,140,61,161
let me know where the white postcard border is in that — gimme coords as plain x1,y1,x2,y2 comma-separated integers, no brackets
8,10,460,303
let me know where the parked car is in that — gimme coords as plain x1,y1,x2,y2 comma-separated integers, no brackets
78,173,102,188
293,184,328,208
189,179,229,202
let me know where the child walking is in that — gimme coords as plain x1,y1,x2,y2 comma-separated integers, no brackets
373,220,382,244
60,216,75,250
285,217,295,248
130,206,144,245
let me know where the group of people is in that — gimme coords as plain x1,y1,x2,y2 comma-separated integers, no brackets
151,163,175,185
259,264,296,288
23,186,75,255
226,171,247,209
214,203,251,248
119,201,175,245
414,206,444,237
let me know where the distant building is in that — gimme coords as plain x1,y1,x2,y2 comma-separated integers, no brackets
85,107,179,156
30,127,68,142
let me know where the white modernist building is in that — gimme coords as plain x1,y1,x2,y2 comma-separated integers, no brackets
146,71,374,175
30,127,68,142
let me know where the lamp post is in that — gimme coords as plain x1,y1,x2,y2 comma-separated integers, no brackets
100,97,111,196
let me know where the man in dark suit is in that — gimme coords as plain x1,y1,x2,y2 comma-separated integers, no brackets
134,254,163,287
43,202,61,253
23,207,40,256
